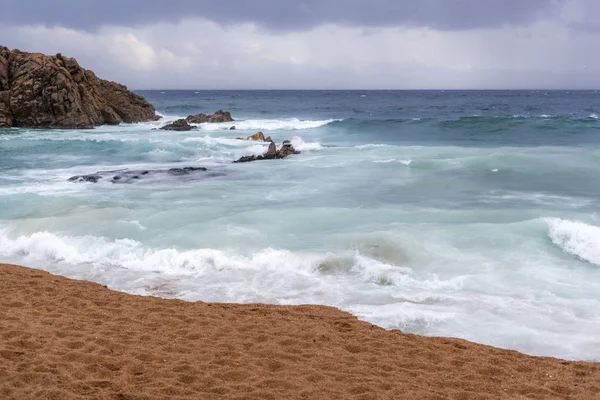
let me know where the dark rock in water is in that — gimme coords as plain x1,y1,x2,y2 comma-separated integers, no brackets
233,140,300,163
230,126,236,130
235,131,272,142
168,167,208,175
235,155,265,163
277,140,301,159
68,174,102,183
160,119,195,131
68,166,213,184
0,46,159,129
264,142,277,159
235,132,274,143
186,110,233,123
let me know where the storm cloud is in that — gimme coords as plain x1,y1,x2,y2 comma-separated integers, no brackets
1,0,599,89
3,0,559,31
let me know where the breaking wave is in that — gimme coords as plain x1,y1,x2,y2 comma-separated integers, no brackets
546,218,600,266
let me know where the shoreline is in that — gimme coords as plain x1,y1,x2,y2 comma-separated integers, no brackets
1,263,599,399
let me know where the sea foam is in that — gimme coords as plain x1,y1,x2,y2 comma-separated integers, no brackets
546,218,600,266
197,118,338,131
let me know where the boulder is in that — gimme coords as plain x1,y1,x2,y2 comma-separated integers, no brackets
265,142,277,159
235,131,274,142
230,126,236,130
186,109,233,123
0,47,159,129
233,140,300,163
277,140,301,158
160,119,195,131
68,174,102,183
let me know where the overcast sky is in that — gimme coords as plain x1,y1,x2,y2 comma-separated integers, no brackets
1,0,599,89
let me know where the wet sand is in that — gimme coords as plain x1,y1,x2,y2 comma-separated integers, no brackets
0,263,598,399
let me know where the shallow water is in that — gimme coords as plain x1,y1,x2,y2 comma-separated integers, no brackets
2,90,600,360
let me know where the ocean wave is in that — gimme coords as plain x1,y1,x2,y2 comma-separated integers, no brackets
373,158,412,166
0,228,455,291
326,114,600,135
290,137,324,151
197,118,339,131
546,218,600,266
355,144,389,149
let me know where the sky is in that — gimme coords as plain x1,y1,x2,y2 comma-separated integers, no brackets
1,0,599,89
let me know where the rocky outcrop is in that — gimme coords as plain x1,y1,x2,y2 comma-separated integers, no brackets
159,110,235,130
186,110,233,124
277,140,301,158
265,142,277,158
235,131,273,142
68,166,216,184
0,46,159,129
234,140,301,163
160,119,195,131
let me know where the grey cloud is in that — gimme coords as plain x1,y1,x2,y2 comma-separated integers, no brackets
2,0,560,31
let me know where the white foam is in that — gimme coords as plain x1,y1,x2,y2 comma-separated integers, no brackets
546,218,600,266
373,158,412,166
0,228,451,291
355,144,389,149
590,113,599,119
197,118,338,132
290,137,323,151
0,228,303,276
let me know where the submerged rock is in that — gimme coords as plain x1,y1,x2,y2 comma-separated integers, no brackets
186,110,233,123
67,174,102,183
68,167,215,184
0,46,159,129
167,167,208,175
160,119,195,131
234,140,300,163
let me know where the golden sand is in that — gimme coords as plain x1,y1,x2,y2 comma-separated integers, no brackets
0,263,598,399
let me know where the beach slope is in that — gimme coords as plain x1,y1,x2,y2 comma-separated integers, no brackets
0,263,598,399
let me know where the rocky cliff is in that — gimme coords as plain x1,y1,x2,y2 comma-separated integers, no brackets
0,47,159,128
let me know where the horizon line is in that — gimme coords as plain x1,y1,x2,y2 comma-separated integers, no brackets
134,88,600,91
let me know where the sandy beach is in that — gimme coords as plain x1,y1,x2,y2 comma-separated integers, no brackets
0,263,598,399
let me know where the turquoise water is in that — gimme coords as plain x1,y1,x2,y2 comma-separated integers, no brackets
1,90,600,360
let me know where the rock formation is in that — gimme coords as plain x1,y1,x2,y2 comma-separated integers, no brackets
277,140,301,158
186,110,233,124
234,140,301,163
235,131,273,142
68,167,215,184
160,119,195,131
0,46,159,129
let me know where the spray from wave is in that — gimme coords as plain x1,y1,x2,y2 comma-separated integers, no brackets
546,218,600,266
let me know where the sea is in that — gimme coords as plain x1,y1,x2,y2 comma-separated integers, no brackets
1,90,600,361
